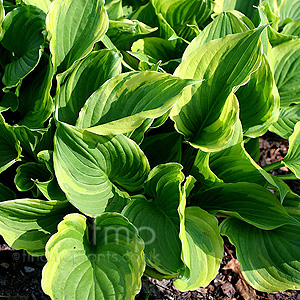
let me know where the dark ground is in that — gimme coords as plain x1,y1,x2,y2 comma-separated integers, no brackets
1,133,300,300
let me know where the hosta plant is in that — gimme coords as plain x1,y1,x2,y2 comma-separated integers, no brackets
1,0,300,298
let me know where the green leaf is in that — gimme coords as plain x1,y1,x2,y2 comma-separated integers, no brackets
42,213,145,300
14,162,50,194
0,182,16,201
141,132,182,167
24,0,52,13
207,142,290,201
170,28,266,151
0,92,18,113
282,19,300,37
283,191,300,222
272,40,300,107
192,150,223,189
56,50,122,125
174,207,223,291
0,199,72,256
214,0,260,19
237,54,280,137
190,182,296,230
54,122,150,217
10,121,54,158
151,0,215,40
131,37,176,63
105,0,123,20
123,163,185,276
18,55,54,129
0,5,46,88
0,118,21,173
183,10,253,59
279,0,300,26
269,104,300,139
107,19,157,50
76,71,198,135
283,121,300,178
46,0,109,72
0,0,4,36
221,218,300,292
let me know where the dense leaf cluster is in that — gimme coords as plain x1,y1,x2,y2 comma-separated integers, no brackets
1,0,300,298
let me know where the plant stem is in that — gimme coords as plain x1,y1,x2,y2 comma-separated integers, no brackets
276,174,299,180
262,160,284,172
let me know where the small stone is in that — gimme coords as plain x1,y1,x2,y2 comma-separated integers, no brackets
0,262,9,269
24,266,35,273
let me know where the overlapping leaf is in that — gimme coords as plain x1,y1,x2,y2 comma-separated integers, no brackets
18,56,54,129
24,0,52,13
76,71,198,135
183,10,253,59
207,142,289,201
122,163,185,276
56,50,122,125
283,121,300,178
171,28,266,151
0,118,21,173
214,0,259,18
237,54,280,137
46,0,109,72
174,207,223,291
0,182,15,201
42,213,145,300
221,218,300,292
190,182,296,230
272,40,300,107
151,0,214,41
54,122,149,217
0,199,72,256
269,104,300,139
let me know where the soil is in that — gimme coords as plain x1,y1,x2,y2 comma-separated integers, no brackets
1,133,300,300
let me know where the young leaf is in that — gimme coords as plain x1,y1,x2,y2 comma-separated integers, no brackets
183,10,253,59
56,50,122,125
24,0,52,13
282,19,300,37
0,5,46,88
151,0,215,40
0,199,72,256
122,163,185,276
278,0,300,26
14,162,50,194
272,40,300,107
0,182,16,201
18,56,54,129
221,218,300,292
170,27,266,151
283,121,300,178
174,207,223,291
190,182,296,230
76,71,198,135
214,0,259,19
237,54,280,137
42,213,145,300
53,122,150,217
46,0,109,72
0,118,21,173
207,142,289,201
269,104,300,139
107,19,157,50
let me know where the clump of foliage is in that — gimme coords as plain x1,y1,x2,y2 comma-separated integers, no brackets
1,0,300,298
